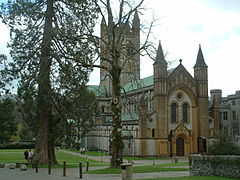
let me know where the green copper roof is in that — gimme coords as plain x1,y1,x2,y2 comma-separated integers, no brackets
122,130,133,137
87,85,107,97
121,113,139,121
89,69,174,96
122,76,153,93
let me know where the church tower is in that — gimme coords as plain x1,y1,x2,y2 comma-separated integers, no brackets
99,11,141,95
209,89,221,139
153,42,169,155
194,45,209,138
100,17,112,94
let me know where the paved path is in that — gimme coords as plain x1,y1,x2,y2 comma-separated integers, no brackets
0,167,189,180
0,150,190,179
59,149,189,166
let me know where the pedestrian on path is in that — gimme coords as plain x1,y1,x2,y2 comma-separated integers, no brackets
28,149,33,162
24,150,28,161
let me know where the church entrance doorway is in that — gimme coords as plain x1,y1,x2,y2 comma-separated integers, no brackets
176,137,184,156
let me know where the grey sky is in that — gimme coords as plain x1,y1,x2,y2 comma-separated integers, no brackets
0,0,240,97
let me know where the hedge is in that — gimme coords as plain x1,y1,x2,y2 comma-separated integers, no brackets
0,142,35,149
190,154,240,178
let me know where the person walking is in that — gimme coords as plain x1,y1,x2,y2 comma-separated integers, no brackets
28,149,33,162
24,150,29,161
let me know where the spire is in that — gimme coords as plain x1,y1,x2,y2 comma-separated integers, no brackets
133,10,139,22
107,0,114,29
101,17,106,26
154,41,167,66
132,10,140,32
194,44,207,68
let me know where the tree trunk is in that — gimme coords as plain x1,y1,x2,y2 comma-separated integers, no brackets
33,0,57,165
110,64,123,168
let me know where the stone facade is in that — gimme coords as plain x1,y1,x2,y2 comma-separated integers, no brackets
85,12,220,157
209,89,240,145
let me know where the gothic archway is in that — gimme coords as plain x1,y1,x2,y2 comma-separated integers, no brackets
176,137,184,156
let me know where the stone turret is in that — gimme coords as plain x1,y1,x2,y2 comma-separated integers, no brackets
210,89,222,107
153,41,167,80
194,44,208,95
153,41,168,155
194,45,209,138
209,89,221,139
132,10,140,33
132,10,140,80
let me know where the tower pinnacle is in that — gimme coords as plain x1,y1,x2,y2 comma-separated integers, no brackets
132,10,140,32
154,41,167,66
194,44,207,68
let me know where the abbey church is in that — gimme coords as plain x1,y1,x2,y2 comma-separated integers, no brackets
86,11,221,157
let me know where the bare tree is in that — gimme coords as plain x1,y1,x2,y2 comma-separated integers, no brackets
83,0,155,167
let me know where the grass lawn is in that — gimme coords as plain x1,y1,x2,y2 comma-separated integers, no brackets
85,151,110,156
137,176,239,180
124,156,169,160
86,162,189,174
0,149,109,168
59,148,169,161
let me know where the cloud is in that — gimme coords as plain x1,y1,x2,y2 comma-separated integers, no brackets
0,23,10,55
203,0,240,12
0,0,239,97
138,0,240,96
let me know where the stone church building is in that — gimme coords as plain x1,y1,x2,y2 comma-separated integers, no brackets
86,11,220,157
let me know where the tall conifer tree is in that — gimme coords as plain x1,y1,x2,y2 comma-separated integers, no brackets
0,0,98,164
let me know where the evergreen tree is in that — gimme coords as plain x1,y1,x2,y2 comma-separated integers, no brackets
0,97,17,145
0,0,98,164
52,85,98,149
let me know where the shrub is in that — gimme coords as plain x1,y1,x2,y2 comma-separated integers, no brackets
0,141,35,149
208,140,240,155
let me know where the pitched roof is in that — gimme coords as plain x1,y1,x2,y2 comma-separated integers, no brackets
89,69,175,96
121,113,139,121
122,130,133,137
122,75,153,93
87,85,107,97
169,60,194,80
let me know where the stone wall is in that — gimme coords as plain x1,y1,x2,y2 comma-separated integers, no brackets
190,154,240,178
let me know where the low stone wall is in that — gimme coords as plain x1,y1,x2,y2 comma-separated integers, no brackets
190,154,240,178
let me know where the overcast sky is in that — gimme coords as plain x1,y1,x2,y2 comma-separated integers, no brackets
1,0,240,97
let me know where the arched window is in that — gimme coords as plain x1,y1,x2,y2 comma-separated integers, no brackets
183,103,188,122
135,128,138,138
152,128,155,138
101,105,105,113
171,103,177,123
